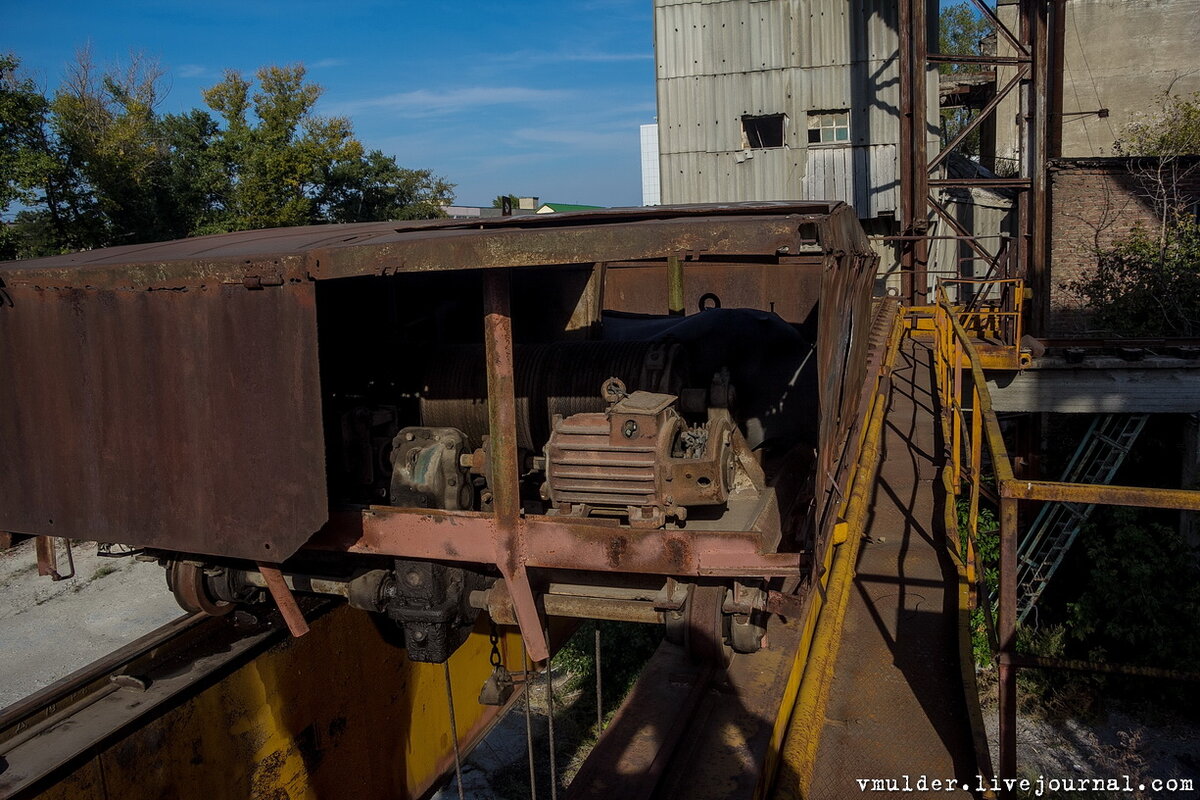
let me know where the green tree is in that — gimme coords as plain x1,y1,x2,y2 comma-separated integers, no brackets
1065,218,1200,337
1,53,454,259
937,3,994,158
200,64,363,231
491,193,520,210
48,50,180,246
0,53,95,257
938,3,992,76
1067,509,1200,669
319,149,453,223
1,54,49,258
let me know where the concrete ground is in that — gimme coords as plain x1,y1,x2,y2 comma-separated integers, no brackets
0,538,183,710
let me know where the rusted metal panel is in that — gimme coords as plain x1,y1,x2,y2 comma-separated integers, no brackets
1,204,836,289
0,282,327,562
0,201,875,585
312,509,800,578
813,208,881,538
604,259,824,323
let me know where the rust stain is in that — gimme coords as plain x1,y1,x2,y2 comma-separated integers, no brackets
606,536,629,569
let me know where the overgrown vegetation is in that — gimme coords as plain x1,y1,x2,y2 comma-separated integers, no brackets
0,51,454,260
1067,509,1200,673
1064,219,1200,337
1064,91,1200,337
958,496,999,666
492,620,662,799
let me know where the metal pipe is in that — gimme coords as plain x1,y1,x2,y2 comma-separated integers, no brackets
912,0,929,306
1030,0,1051,336
667,254,684,317
473,587,664,626
898,0,915,303
1001,480,1200,511
939,292,1017,484
240,570,352,599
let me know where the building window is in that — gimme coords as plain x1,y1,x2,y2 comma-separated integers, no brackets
807,111,850,144
741,114,787,149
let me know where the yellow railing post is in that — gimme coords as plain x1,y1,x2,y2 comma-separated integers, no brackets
968,383,983,601
952,337,963,494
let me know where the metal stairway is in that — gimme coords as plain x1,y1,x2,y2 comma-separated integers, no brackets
1014,413,1149,623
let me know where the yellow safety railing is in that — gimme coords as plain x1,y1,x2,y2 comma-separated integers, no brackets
930,282,1200,797
935,277,1026,369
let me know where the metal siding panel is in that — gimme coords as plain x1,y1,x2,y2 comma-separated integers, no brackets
0,283,328,561
655,0,905,212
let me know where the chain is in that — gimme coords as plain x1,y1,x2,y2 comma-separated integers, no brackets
443,660,465,800
489,619,503,668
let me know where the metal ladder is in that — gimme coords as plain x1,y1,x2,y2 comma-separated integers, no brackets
1014,413,1149,623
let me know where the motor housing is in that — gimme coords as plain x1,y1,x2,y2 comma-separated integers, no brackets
543,382,734,528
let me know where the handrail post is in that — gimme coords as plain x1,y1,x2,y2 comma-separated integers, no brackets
952,338,964,492
968,384,983,596
998,494,1019,791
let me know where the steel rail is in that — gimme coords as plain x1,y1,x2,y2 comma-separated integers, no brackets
0,605,325,799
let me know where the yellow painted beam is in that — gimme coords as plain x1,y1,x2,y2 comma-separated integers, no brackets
32,606,522,800
770,307,903,800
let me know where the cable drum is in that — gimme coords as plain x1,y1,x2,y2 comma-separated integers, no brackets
420,341,688,451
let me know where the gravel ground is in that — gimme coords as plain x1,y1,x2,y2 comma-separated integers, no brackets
0,538,183,710
978,669,1200,799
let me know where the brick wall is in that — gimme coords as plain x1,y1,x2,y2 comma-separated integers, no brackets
1048,157,1200,335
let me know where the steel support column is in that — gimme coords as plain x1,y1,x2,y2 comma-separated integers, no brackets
483,270,549,662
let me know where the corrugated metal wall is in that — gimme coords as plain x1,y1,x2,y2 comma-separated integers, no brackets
655,0,939,217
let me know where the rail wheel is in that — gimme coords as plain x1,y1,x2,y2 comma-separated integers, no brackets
683,584,733,666
167,561,234,616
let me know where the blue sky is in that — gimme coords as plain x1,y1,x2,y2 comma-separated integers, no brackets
3,0,656,207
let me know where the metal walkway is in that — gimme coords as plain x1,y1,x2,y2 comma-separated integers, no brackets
806,336,977,798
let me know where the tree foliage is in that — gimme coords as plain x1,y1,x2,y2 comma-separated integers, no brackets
1065,91,1200,336
1067,509,1200,670
491,193,521,210
0,52,454,260
937,3,994,158
1113,90,1200,239
938,2,992,76
1065,218,1200,337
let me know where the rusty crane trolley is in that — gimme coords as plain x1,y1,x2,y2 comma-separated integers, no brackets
0,202,877,665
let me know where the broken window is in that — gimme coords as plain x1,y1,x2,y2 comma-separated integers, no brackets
741,113,787,149
807,110,850,144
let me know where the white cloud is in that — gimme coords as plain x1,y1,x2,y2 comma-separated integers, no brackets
310,58,347,69
331,86,572,118
177,64,210,79
491,50,652,65
509,126,633,151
